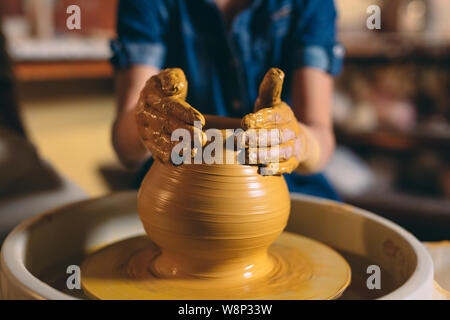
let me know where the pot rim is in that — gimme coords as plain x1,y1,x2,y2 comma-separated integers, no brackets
1,192,434,300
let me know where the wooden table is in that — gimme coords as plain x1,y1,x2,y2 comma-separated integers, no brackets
13,59,113,81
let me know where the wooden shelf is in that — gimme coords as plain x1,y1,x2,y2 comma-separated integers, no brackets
336,129,450,153
340,32,450,62
13,59,113,81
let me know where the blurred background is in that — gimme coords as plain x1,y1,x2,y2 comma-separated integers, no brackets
0,0,449,240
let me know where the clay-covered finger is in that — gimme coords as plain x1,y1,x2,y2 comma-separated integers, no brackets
255,68,285,110
141,132,174,163
143,131,195,164
143,107,205,144
259,157,299,176
141,68,188,101
139,68,190,118
136,120,174,162
242,127,297,147
167,116,207,146
136,109,155,142
157,68,188,99
242,128,281,147
247,140,295,164
154,98,205,126
242,103,294,129
137,100,206,147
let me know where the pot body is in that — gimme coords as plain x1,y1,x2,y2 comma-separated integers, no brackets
137,160,291,278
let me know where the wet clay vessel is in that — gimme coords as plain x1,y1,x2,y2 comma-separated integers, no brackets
138,154,291,280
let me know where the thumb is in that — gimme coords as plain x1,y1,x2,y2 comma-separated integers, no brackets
254,68,285,111
156,68,188,100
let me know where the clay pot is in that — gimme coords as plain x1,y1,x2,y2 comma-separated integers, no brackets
137,151,290,280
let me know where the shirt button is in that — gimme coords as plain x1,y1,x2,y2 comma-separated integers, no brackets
230,59,239,68
233,99,242,110
333,44,345,58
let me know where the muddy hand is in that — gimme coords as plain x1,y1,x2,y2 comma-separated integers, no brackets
241,68,305,175
136,68,207,163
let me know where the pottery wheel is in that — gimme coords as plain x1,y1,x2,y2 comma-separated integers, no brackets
81,231,351,300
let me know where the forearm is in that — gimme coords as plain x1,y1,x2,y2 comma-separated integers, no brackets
112,108,150,169
291,67,335,174
113,65,158,168
296,122,335,174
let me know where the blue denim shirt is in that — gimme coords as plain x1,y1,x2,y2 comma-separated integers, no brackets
111,0,343,200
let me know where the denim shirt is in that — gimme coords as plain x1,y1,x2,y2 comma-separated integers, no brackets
111,0,342,200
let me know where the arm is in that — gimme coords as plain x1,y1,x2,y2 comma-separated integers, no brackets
291,67,335,173
111,0,173,167
113,65,159,168
286,0,341,173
